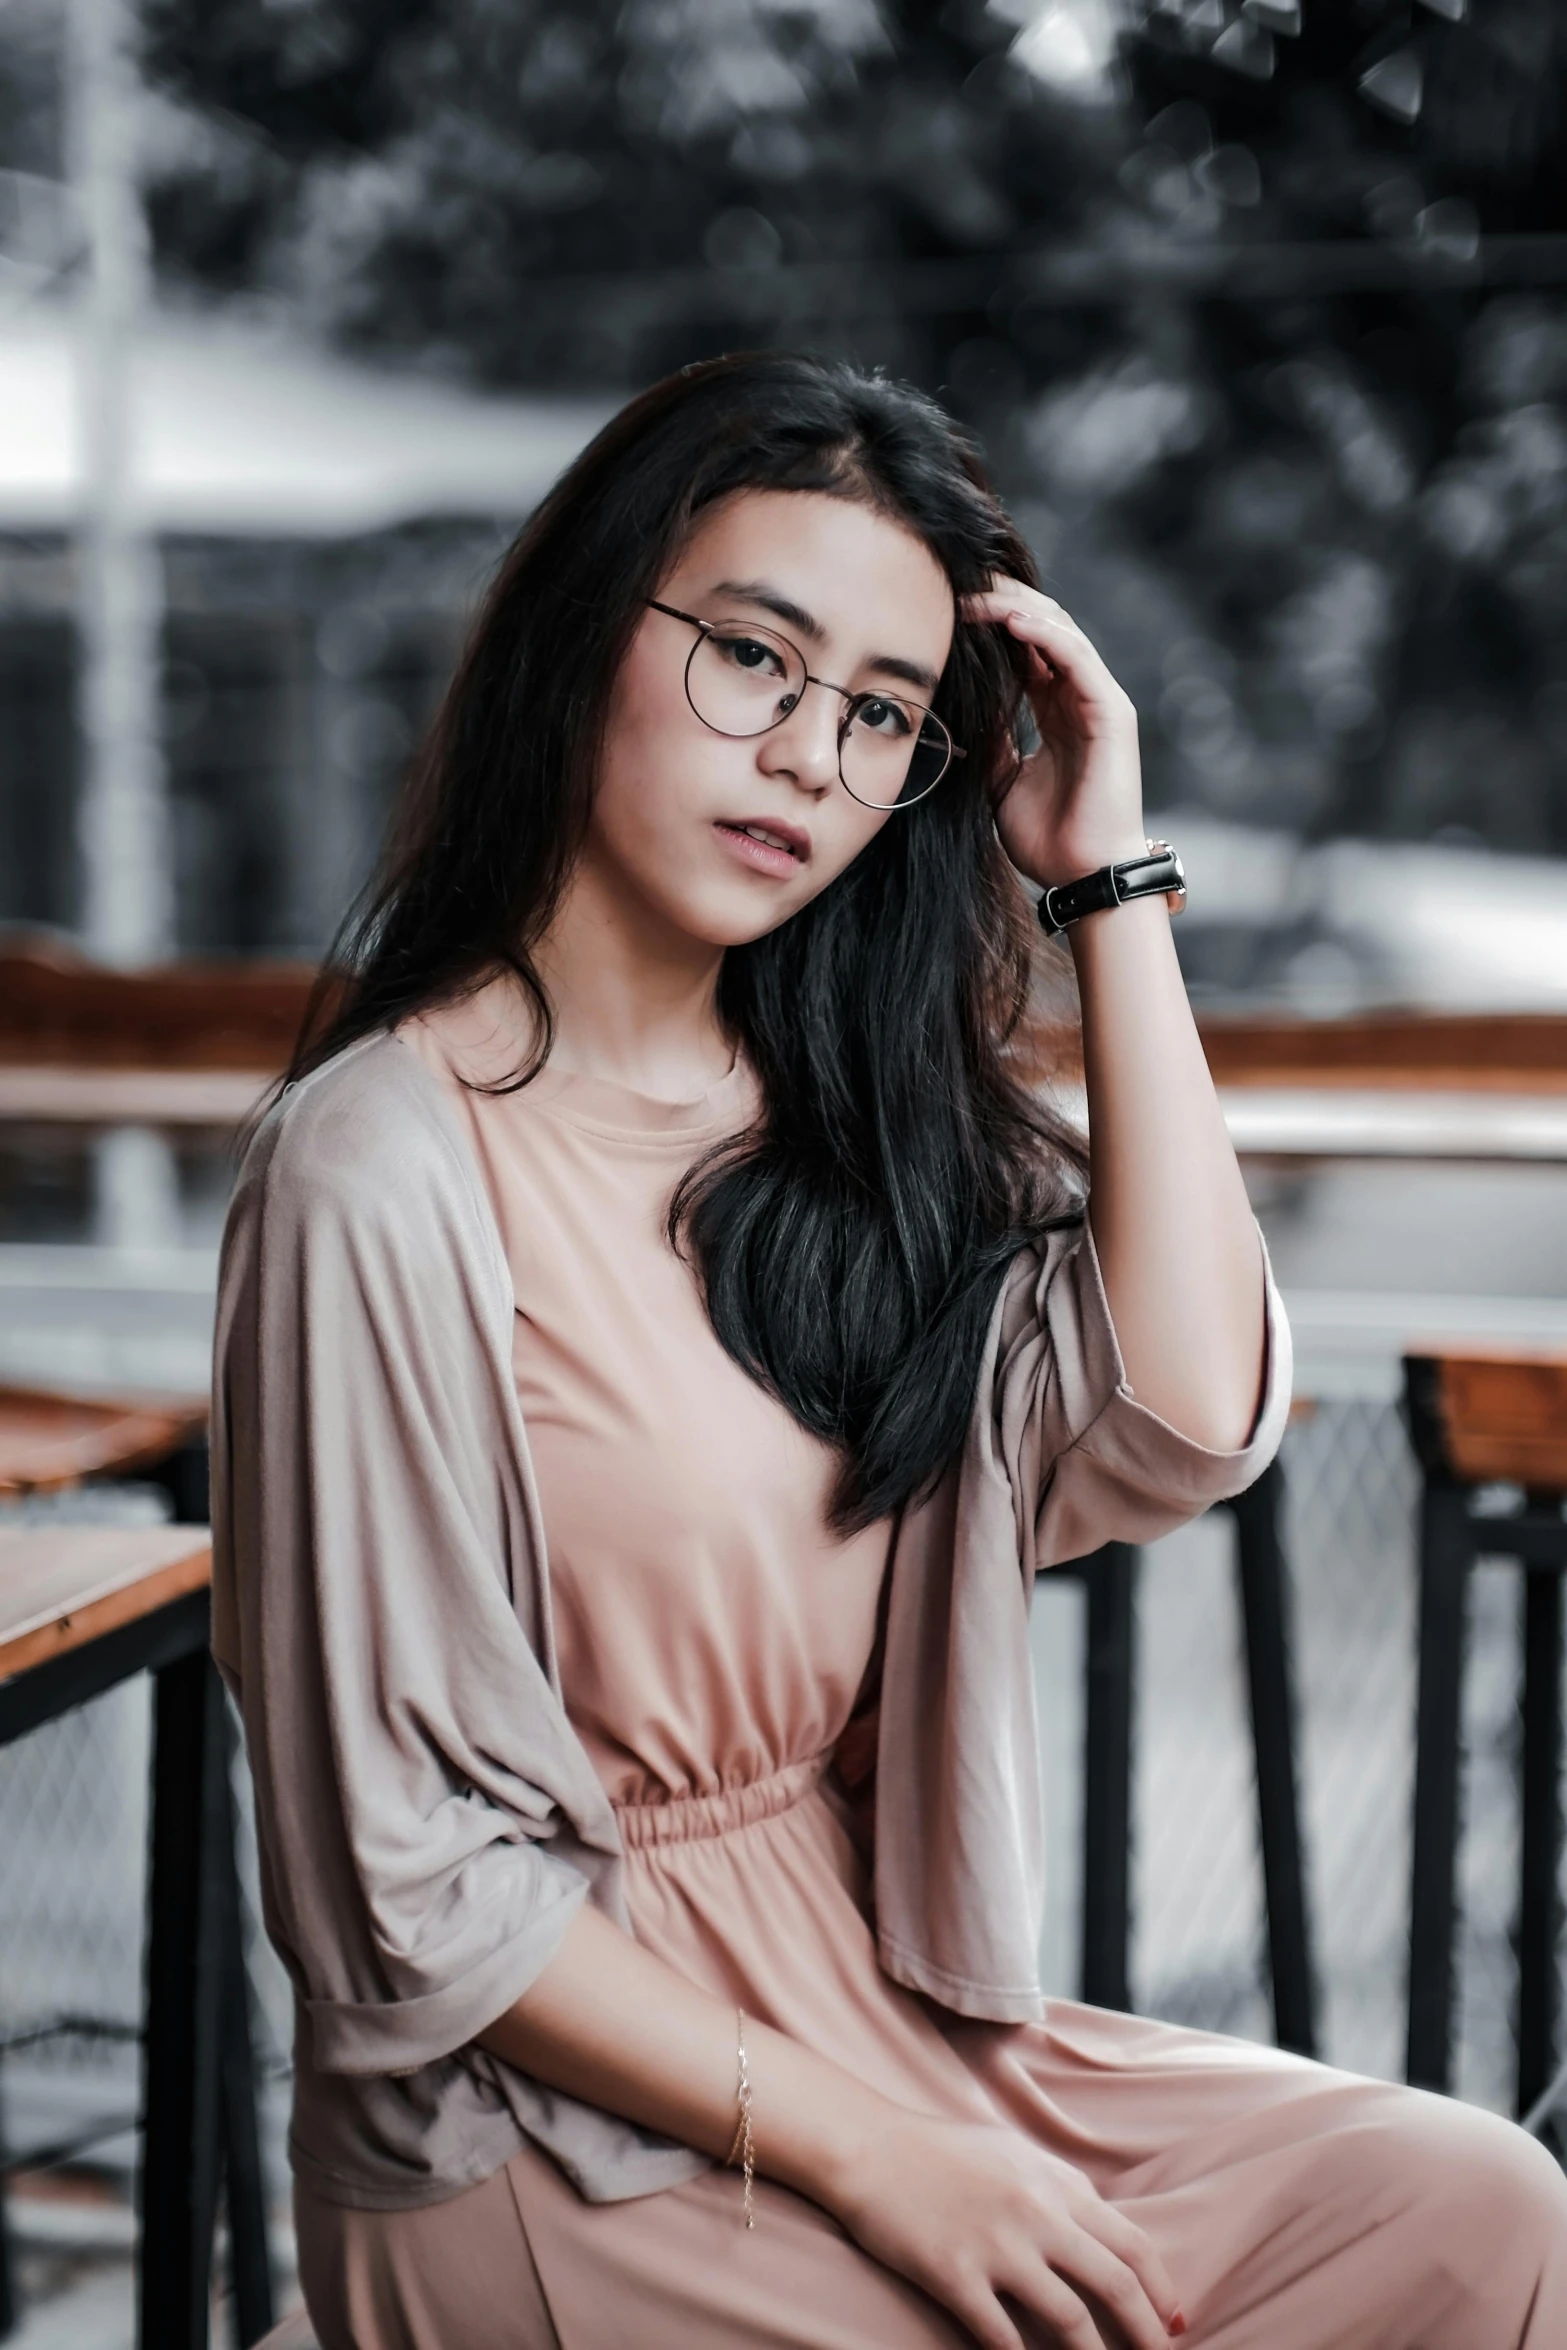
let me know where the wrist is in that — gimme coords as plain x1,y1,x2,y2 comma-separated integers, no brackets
791,2085,907,2219
1066,886,1172,960
1032,833,1152,891
1038,840,1185,942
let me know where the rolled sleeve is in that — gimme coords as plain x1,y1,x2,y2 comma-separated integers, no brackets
1004,1216,1292,1572
307,1847,588,2077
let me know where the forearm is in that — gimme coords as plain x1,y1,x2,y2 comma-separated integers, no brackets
1073,895,1264,1451
473,1898,899,2210
478,1904,1181,2347
967,574,1266,1452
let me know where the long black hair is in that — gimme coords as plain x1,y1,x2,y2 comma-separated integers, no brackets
289,351,1086,1529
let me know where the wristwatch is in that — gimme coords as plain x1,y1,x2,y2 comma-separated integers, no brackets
1037,840,1187,937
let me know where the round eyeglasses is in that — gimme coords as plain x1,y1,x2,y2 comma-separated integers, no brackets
647,600,962,811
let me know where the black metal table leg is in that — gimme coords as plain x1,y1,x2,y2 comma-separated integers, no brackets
1407,1481,1473,2094
215,1706,274,2347
1229,1463,1319,2058
149,1438,211,1530
0,2077,16,2342
1518,1563,1563,2127
140,1647,228,2350
1080,1543,1137,2013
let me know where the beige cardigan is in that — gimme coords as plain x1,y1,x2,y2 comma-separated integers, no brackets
210,1031,1291,2213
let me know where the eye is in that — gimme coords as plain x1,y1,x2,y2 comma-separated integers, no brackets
712,630,788,680
851,695,915,739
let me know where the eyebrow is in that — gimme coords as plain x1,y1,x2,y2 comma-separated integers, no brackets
709,577,943,699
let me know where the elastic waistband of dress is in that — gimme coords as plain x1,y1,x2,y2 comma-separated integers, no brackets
613,1754,828,1849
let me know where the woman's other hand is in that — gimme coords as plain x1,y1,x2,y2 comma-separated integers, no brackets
831,2110,1185,2350
963,579,1147,891
959,587,1266,1456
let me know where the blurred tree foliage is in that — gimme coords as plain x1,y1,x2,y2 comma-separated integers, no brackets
1109,1,1567,846
134,0,1567,849
136,0,1106,383
0,4,59,178
0,0,72,299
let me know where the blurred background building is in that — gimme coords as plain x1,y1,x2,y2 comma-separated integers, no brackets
1,0,1565,994
1,2,1566,2340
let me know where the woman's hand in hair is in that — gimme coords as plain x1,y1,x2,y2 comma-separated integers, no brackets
963,579,1148,891
834,2110,1185,2350
965,577,1267,1456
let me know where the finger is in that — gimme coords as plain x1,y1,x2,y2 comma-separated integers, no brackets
1003,2257,1111,2350
958,590,1087,691
993,610,1129,712
962,572,1034,609
961,589,1099,660
1071,2201,1181,2330
996,607,1101,664
960,587,1133,727
941,2269,1028,2350
1045,2223,1170,2350
961,584,1083,633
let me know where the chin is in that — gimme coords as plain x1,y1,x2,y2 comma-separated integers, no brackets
684,901,795,950
660,877,805,950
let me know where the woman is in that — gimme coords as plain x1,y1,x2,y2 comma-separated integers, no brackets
212,353,1565,2350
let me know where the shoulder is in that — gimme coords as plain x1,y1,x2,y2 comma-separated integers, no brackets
235,1031,497,1259
215,1032,520,1413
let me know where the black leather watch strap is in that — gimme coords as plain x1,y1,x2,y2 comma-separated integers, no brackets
1037,840,1187,937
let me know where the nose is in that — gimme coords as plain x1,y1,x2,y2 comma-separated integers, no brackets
756,678,840,796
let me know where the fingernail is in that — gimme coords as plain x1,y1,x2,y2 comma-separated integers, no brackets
1169,2315,1187,2339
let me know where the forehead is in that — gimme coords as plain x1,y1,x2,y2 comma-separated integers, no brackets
665,489,955,663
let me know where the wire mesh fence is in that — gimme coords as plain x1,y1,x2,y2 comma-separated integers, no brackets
2,1399,1559,2219
1035,1397,1557,2116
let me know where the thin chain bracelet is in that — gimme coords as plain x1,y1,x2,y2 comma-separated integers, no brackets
725,2006,756,2230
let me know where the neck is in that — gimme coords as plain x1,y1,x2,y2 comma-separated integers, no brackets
529,844,732,1100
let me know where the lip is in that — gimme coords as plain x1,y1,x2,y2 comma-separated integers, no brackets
713,817,811,878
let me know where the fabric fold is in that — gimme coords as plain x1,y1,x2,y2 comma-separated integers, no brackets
872,1214,1290,2023
306,1855,588,2078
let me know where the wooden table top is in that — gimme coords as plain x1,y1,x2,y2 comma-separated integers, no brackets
1407,1350,1567,1490
0,1524,212,1682
0,1385,208,1496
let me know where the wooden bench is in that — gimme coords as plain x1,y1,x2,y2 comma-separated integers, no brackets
5,936,1567,1161
1403,1350,1567,2132
0,934,315,1135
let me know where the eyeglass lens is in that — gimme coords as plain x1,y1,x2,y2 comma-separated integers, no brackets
686,621,951,810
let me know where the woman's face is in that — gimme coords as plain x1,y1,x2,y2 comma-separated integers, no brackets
586,488,957,949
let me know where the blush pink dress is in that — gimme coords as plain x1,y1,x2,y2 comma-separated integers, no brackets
293,997,1567,2349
